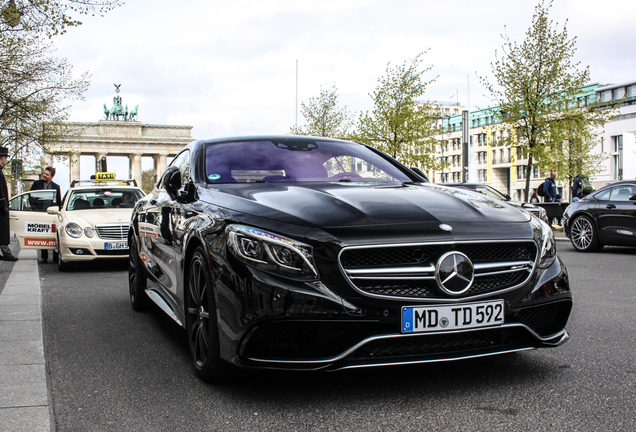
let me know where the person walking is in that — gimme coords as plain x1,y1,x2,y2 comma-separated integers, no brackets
0,147,18,261
31,166,62,263
544,171,558,202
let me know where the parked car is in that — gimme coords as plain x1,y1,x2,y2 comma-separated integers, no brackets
444,182,550,224
9,189,59,256
563,180,636,252
46,177,145,270
129,135,572,382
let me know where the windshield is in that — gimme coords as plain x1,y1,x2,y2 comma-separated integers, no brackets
473,186,507,201
66,189,144,210
205,139,413,183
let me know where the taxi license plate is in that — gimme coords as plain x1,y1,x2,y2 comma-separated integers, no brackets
105,241,128,250
402,300,504,333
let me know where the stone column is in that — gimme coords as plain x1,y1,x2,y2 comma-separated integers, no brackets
153,154,168,184
70,155,81,182
129,153,142,187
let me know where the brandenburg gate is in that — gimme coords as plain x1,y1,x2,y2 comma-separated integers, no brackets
45,85,193,186
47,120,193,186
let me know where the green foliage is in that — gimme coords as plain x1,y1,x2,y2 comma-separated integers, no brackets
479,0,616,199
0,35,89,164
1,0,122,38
141,168,155,194
354,51,446,171
290,84,353,139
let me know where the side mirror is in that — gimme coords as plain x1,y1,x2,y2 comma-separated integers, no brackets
161,166,181,200
46,206,60,215
629,193,636,201
410,167,429,182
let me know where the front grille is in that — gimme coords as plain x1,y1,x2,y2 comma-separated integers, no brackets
339,241,537,300
96,223,130,240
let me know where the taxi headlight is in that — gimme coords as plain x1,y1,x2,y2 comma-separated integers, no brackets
84,227,94,238
227,225,319,281
65,222,82,238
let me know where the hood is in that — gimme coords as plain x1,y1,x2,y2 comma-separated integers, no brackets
65,208,134,227
199,182,529,229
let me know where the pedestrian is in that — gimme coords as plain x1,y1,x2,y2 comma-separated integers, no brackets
31,166,62,263
544,171,558,202
529,191,539,203
0,147,18,261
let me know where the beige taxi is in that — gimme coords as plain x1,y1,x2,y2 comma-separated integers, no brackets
46,176,144,271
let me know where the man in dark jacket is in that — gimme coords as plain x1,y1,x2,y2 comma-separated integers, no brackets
0,147,18,261
544,171,558,202
31,166,62,262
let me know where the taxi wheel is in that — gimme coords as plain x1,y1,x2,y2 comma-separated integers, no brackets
129,236,150,311
57,237,70,272
185,246,234,383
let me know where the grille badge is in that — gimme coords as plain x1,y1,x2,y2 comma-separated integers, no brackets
435,251,474,296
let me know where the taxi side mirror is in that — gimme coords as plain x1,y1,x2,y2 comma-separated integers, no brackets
46,206,60,215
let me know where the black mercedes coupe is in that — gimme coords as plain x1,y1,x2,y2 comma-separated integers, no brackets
128,136,572,382
563,179,636,252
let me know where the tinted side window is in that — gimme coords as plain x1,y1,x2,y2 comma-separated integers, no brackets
593,189,611,201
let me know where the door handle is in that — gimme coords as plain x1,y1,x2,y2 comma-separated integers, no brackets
9,216,18,220
150,200,157,205
606,204,616,209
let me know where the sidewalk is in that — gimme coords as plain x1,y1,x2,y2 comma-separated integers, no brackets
0,246,52,432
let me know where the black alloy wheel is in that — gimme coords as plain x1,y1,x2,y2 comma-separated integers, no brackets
186,246,233,382
129,234,150,311
570,215,602,252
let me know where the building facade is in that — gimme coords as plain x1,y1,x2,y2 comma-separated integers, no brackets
427,81,636,202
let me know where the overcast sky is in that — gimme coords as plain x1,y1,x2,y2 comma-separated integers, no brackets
48,0,636,189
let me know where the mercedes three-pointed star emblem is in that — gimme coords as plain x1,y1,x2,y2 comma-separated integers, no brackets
435,251,475,295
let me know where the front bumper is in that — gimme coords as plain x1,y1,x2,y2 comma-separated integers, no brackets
58,236,129,262
215,254,572,371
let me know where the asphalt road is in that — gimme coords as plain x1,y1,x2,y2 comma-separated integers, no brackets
40,244,636,432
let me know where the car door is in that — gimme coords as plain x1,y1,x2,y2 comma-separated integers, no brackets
596,184,636,246
9,190,58,250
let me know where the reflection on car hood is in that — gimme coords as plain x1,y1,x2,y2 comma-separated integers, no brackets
65,208,134,226
201,182,530,228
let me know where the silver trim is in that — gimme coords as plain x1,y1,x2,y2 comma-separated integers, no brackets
337,239,538,303
245,323,568,365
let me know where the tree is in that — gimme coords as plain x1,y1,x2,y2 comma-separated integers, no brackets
141,168,154,194
479,0,616,200
0,35,89,165
540,113,607,198
290,84,353,139
354,51,446,172
1,0,121,38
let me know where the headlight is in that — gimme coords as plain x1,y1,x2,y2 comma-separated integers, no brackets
65,222,82,238
84,227,94,238
227,225,319,281
538,207,549,224
538,220,557,269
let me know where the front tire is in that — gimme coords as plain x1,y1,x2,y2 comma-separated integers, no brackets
57,236,70,271
570,215,603,252
129,235,150,311
185,246,234,383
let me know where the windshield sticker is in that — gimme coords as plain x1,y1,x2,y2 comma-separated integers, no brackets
208,174,221,181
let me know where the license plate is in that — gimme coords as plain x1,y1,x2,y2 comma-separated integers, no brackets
402,300,504,333
105,241,128,250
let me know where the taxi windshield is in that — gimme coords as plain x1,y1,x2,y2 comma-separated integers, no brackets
66,189,144,210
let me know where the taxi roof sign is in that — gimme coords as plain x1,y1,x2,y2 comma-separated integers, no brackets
96,172,116,181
